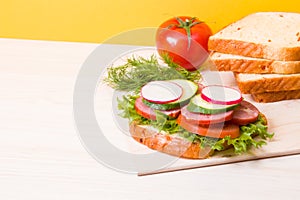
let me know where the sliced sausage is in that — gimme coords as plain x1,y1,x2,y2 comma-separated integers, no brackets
134,97,181,120
232,101,259,125
181,105,234,125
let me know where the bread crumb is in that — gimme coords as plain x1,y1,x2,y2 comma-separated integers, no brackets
237,27,241,31
298,37,300,42
297,32,300,37
279,14,284,17
268,39,272,42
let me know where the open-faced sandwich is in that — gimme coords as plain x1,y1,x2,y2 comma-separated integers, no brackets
105,55,273,159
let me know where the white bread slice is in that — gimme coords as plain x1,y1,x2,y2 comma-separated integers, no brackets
252,89,300,103
235,73,300,94
208,12,300,61
210,52,300,74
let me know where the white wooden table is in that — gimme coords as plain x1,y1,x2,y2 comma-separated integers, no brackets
0,38,299,200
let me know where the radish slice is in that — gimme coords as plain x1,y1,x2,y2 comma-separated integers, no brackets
141,81,183,104
201,85,242,105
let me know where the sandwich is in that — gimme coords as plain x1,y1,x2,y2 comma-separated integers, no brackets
105,56,273,159
208,12,300,102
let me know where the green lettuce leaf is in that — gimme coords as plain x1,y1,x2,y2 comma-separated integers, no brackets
212,115,274,154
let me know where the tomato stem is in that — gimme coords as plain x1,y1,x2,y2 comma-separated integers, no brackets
175,17,202,49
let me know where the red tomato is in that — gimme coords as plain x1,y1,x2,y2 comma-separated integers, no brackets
177,115,240,139
156,16,213,71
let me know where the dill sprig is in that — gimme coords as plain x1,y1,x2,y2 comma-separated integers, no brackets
104,54,201,92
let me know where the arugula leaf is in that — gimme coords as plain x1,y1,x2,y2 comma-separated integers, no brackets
104,54,201,92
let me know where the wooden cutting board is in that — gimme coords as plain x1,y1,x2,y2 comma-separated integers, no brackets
138,92,300,175
95,50,300,176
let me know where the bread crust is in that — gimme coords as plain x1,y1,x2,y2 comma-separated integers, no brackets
235,73,300,94
129,122,214,159
252,90,300,102
210,52,300,74
129,113,267,159
208,38,300,61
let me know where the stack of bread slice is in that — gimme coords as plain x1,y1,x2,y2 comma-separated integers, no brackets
208,12,300,103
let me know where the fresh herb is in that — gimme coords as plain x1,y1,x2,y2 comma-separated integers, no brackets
104,54,200,92
160,53,201,81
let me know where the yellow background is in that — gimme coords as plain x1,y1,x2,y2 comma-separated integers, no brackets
0,0,299,45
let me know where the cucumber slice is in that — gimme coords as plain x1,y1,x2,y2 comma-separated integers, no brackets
201,85,242,105
141,81,183,104
142,79,198,110
187,94,240,114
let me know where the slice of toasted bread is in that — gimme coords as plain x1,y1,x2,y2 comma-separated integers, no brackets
129,113,268,159
235,73,300,94
210,52,300,74
252,89,300,102
208,12,300,61
129,122,214,159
